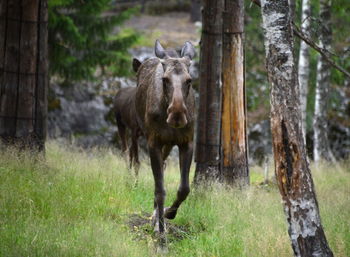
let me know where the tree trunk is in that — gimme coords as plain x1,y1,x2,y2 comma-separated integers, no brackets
194,0,224,183
0,0,48,151
190,0,201,22
260,0,333,256
313,0,334,162
221,0,249,186
298,0,311,143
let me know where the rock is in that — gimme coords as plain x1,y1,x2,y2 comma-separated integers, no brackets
48,77,135,148
129,47,154,62
248,119,272,165
248,118,350,164
328,120,350,160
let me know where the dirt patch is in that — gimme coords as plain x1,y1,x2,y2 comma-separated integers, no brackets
127,212,193,243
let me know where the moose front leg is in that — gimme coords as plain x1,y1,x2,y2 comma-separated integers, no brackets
165,142,193,220
148,144,166,234
162,145,173,172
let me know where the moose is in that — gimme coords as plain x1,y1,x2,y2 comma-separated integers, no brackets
135,40,196,238
114,87,142,175
114,59,142,176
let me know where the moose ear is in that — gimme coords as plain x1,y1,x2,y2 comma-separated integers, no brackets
132,58,142,72
181,41,195,60
155,40,166,59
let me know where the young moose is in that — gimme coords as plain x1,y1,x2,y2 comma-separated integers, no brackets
114,59,142,175
114,87,141,175
135,40,196,236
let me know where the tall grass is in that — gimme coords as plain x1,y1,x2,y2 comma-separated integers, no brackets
0,141,349,257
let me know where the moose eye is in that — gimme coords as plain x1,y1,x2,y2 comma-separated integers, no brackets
186,79,192,85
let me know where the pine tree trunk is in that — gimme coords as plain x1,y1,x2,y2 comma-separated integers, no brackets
298,0,311,142
313,0,333,162
221,0,249,186
0,0,48,151
194,0,224,183
260,0,333,256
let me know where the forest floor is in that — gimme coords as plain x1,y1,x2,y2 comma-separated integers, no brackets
1,142,349,256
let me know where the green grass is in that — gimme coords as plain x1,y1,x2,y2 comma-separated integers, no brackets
0,142,349,257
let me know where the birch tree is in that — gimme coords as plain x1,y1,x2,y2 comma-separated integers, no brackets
221,0,249,186
0,0,48,151
313,0,334,162
298,0,311,142
260,0,333,256
194,0,224,183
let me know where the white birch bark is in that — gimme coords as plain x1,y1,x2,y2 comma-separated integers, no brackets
313,0,334,162
260,0,333,256
298,0,311,143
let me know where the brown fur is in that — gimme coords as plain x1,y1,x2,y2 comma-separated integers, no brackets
135,40,196,237
114,87,142,174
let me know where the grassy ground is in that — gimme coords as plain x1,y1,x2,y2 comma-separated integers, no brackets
0,142,349,257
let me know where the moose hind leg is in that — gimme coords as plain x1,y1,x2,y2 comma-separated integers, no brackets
129,142,134,170
115,113,128,153
149,145,166,233
132,132,140,178
165,143,193,220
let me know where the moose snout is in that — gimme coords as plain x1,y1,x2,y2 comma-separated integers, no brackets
166,104,188,128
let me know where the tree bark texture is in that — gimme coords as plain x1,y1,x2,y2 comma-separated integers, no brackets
260,0,333,256
313,0,334,162
298,0,311,142
0,0,48,151
194,0,224,183
221,0,249,186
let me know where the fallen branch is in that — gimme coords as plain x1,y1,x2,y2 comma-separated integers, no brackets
250,0,350,79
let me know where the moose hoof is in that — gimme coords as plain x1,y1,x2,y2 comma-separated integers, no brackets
153,220,167,233
151,209,167,232
151,209,157,226
164,207,177,220
156,234,168,254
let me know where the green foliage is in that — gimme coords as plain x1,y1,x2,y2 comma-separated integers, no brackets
48,0,140,81
309,0,350,126
0,142,349,256
244,0,350,127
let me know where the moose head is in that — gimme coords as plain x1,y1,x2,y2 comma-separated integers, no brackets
154,40,196,129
